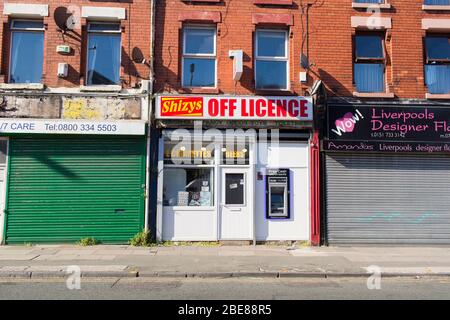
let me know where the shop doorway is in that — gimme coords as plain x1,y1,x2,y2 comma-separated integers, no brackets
220,168,252,240
0,138,8,244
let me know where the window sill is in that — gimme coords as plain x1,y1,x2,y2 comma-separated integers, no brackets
353,92,395,98
79,85,122,93
426,93,450,100
0,83,44,90
422,5,450,11
352,2,391,9
178,87,220,94
254,89,295,96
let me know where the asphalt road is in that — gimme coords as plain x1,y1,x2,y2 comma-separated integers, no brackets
0,276,450,300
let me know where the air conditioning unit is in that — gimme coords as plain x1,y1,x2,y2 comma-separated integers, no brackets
56,45,71,54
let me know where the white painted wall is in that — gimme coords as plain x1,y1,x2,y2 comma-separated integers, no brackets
162,207,217,241
255,142,310,241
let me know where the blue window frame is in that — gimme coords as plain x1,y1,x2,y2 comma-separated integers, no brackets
87,23,121,85
9,20,44,84
354,34,385,93
353,0,384,3
255,29,289,90
182,26,216,88
424,0,450,5
425,36,450,94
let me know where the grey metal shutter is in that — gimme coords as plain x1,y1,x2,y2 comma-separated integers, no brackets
325,153,450,245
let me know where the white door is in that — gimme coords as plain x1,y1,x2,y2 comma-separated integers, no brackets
220,168,252,240
0,139,8,245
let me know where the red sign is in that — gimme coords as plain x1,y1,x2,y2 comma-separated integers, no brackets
160,97,204,117
156,96,313,121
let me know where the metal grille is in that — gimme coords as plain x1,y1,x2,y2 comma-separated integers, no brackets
5,136,146,244
325,153,450,245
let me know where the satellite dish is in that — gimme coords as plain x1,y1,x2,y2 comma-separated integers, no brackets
54,7,70,31
300,53,310,70
132,47,146,64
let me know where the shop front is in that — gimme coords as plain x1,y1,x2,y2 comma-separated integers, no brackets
0,119,147,244
154,95,314,243
323,103,450,245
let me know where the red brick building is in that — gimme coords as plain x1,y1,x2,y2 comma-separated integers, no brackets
0,1,153,244
153,0,318,244
153,0,450,246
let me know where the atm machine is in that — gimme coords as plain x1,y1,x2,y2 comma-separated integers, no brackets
266,168,290,219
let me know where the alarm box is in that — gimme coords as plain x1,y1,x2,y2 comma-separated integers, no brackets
266,168,290,219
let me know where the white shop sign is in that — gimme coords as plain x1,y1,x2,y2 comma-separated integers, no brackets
156,95,313,121
0,119,146,135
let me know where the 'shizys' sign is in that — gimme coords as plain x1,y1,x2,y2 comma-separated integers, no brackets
155,95,313,121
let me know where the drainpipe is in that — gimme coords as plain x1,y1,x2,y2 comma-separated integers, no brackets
144,0,156,233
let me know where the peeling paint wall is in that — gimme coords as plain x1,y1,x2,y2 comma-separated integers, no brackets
0,94,143,120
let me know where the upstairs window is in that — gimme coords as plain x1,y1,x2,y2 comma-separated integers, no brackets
353,0,385,3
87,22,121,85
424,1,450,5
354,34,385,93
9,20,44,84
255,29,289,90
182,26,216,88
425,36,450,94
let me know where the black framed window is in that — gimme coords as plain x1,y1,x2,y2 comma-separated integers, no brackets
424,35,450,94
354,34,385,93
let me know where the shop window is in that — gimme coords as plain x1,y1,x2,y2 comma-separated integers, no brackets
163,168,214,207
424,0,450,5
164,140,215,165
354,34,385,93
221,142,249,165
424,35,450,94
182,26,216,88
87,22,121,85
255,29,289,90
9,20,44,84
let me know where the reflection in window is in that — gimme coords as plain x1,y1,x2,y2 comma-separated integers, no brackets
354,34,385,93
425,36,450,94
87,23,121,85
9,20,44,84
164,140,215,165
255,30,288,90
163,168,213,207
182,27,216,87
225,173,245,205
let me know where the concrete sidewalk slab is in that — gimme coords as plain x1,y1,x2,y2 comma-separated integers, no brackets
1,244,450,278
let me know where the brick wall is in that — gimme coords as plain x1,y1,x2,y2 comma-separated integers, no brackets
0,0,152,88
154,0,450,100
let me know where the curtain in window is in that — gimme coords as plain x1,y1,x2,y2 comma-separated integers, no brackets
87,34,121,85
354,0,383,3
425,65,450,94
354,63,384,93
424,0,450,5
10,32,44,83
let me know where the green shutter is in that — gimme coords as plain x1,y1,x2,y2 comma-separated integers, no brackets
4,136,146,244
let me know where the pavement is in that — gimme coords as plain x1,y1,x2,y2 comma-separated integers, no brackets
1,244,450,278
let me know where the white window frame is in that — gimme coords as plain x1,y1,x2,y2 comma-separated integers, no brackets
9,19,45,84
86,21,122,86
182,25,217,88
255,29,290,91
